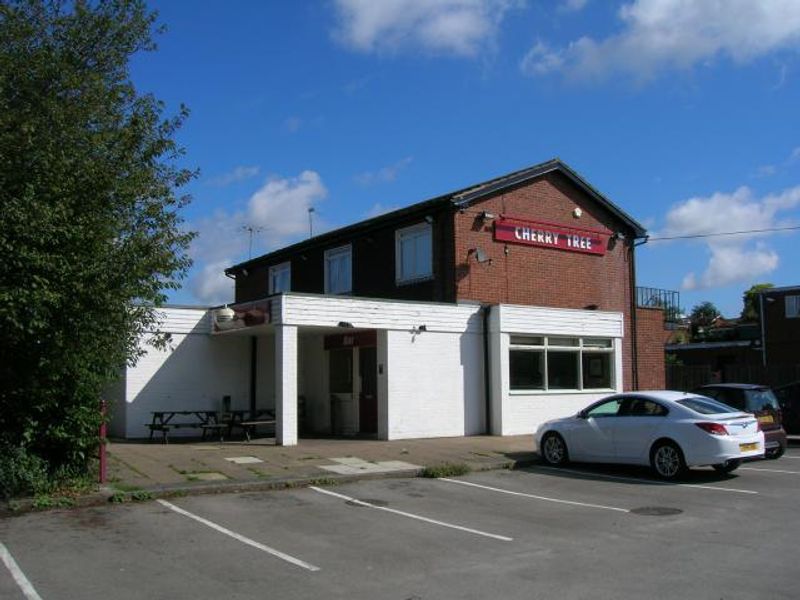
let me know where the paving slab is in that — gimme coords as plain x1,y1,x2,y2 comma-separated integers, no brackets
104,434,537,496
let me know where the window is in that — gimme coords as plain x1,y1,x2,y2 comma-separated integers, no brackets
786,295,800,318
622,398,669,417
324,245,352,295
268,262,290,294
509,336,615,392
396,223,432,284
584,398,623,417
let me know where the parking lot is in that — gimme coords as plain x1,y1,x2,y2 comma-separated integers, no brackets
2,450,799,600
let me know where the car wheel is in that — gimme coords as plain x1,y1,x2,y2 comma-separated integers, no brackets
540,432,569,466
767,446,785,460
712,459,741,474
650,440,686,480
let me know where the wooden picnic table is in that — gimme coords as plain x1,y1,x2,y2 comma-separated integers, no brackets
147,409,275,443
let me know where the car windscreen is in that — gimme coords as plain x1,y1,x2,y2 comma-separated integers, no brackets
745,389,780,412
677,397,739,415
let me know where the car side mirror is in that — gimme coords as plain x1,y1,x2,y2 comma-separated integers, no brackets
577,410,587,419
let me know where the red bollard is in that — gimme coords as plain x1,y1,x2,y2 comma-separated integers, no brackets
99,400,107,484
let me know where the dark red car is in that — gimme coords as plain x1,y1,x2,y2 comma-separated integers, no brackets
694,384,787,459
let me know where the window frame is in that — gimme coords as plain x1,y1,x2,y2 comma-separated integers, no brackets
395,222,433,285
509,335,616,394
268,261,291,295
786,295,800,319
324,244,352,295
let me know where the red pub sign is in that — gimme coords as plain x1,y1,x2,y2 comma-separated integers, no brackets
493,217,608,256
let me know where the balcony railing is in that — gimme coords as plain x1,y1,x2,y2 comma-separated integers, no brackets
636,287,681,324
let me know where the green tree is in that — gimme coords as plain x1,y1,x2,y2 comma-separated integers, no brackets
740,283,774,322
0,0,195,496
689,301,719,327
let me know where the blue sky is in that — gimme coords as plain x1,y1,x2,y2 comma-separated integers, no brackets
132,1,800,317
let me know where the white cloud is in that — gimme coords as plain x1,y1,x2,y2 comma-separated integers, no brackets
560,0,588,12
332,0,519,57
192,260,235,304
206,165,260,187
364,202,401,218
189,171,329,303
354,156,413,186
522,0,800,81
520,41,565,76
659,185,800,291
284,116,303,133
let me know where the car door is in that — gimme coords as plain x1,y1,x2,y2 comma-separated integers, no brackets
613,397,670,462
569,397,624,461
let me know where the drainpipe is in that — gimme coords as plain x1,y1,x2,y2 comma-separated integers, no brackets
482,304,492,434
250,337,258,415
630,235,649,391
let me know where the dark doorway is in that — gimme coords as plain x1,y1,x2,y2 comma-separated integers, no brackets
359,346,378,434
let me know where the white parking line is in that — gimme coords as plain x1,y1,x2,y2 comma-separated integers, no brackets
533,466,758,494
0,542,43,600
778,455,800,459
740,467,800,475
438,478,630,513
309,486,513,542
156,500,320,571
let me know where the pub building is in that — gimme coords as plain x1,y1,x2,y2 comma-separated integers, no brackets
107,158,667,445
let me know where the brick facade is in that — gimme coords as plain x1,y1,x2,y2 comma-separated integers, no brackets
229,162,661,392
452,172,640,389
635,307,667,389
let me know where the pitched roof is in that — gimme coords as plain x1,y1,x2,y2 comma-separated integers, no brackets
227,157,647,274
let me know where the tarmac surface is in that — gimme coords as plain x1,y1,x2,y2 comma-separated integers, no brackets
2,446,798,599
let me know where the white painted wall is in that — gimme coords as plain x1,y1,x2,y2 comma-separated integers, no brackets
116,307,251,438
385,328,484,440
298,332,328,434
491,304,625,435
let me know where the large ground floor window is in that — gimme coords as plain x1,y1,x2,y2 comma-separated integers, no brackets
509,335,614,392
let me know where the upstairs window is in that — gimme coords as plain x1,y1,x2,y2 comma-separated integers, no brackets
324,245,352,295
268,262,291,294
786,295,800,319
396,223,432,284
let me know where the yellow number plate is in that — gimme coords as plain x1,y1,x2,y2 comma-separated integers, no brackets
739,443,758,452
757,415,774,424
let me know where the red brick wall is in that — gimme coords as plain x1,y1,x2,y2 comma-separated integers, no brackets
636,307,666,390
452,172,638,389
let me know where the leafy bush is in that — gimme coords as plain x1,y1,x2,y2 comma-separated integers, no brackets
0,444,51,499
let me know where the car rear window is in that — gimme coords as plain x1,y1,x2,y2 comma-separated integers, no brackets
677,397,739,415
745,389,780,412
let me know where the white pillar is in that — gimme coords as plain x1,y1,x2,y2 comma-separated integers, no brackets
275,325,298,446
377,330,389,440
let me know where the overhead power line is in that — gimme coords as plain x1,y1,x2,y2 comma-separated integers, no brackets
647,225,800,242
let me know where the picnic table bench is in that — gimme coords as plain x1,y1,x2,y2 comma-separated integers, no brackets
231,410,276,442
147,409,276,443
146,411,220,443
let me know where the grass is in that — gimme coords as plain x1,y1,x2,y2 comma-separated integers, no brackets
420,463,470,478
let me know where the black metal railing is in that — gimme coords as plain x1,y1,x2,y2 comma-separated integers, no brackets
636,286,681,323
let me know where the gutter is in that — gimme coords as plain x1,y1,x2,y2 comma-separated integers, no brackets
629,235,650,391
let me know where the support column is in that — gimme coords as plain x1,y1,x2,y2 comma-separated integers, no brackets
275,325,298,446
377,330,389,440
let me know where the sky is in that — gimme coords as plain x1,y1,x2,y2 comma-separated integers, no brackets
131,0,800,318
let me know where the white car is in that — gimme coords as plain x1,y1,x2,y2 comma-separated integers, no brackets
535,390,765,479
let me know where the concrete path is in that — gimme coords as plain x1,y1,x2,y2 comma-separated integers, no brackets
105,435,538,497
